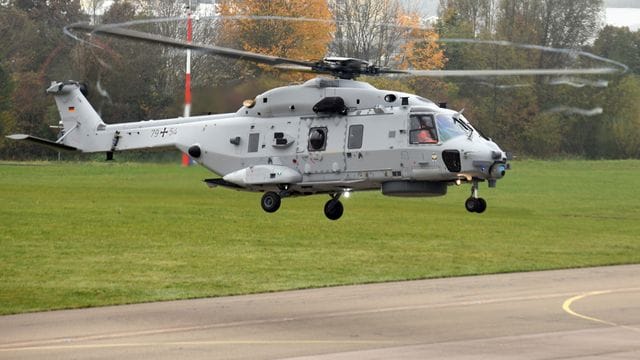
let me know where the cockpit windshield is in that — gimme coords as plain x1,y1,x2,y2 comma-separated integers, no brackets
435,114,470,142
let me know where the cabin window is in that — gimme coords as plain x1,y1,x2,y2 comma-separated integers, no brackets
248,133,260,152
348,124,364,149
308,127,327,151
409,114,438,144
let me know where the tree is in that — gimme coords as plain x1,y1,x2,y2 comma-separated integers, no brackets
0,64,16,158
327,0,447,102
496,0,603,71
587,26,640,158
329,0,445,70
0,0,86,159
72,1,180,123
0,64,12,114
436,0,611,158
330,0,404,66
591,26,640,75
217,0,333,80
80,0,106,24
438,0,498,37
596,76,640,158
396,8,446,71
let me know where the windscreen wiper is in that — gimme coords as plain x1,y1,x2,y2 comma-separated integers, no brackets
454,116,473,138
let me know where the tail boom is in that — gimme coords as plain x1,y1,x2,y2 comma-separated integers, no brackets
7,80,207,154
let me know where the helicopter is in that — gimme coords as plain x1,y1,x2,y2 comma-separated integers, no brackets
10,22,618,220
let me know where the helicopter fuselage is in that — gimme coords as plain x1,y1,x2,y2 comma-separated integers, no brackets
176,77,508,197
11,77,509,219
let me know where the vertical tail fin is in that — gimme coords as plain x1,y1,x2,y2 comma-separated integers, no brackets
47,81,106,150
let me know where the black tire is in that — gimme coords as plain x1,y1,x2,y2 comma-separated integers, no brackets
261,192,281,213
465,197,478,213
476,198,487,213
465,197,487,213
324,199,344,220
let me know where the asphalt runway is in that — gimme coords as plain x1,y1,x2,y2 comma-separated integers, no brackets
1,265,639,359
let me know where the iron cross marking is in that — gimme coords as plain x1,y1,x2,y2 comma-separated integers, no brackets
160,128,168,137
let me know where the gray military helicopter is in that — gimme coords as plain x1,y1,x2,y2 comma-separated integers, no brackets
9,24,520,220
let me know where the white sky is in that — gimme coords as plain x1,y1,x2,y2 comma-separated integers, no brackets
605,8,640,30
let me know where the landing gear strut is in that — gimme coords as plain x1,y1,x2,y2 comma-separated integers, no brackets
324,193,344,220
465,179,487,213
261,191,281,213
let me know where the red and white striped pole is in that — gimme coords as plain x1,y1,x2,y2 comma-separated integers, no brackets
182,0,193,166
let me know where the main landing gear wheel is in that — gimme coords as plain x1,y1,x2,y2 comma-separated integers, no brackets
465,197,487,213
324,198,344,220
261,191,281,213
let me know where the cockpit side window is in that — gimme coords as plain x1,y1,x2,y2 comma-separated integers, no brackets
409,114,438,144
348,124,364,149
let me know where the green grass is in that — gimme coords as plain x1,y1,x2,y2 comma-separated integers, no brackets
1,160,639,314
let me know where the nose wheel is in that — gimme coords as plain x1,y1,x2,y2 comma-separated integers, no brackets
465,197,487,213
465,179,487,213
324,194,344,220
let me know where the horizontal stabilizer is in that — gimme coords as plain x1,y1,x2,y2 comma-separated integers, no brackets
6,134,78,151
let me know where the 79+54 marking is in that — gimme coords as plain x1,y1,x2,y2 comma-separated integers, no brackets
151,127,177,138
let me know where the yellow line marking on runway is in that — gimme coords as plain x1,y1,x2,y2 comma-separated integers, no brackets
562,288,640,333
562,291,617,326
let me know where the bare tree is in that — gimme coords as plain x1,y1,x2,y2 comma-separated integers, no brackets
438,0,499,36
80,0,106,24
329,0,412,67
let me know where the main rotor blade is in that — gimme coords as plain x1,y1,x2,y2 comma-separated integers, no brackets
67,23,621,79
390,68,620,77
273,64,321,73
67,23,314,68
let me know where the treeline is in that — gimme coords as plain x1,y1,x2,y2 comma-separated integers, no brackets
0,0,638,160
434,0,640,158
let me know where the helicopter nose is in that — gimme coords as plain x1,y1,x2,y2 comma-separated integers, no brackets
485,142,509,179
490,162,507,179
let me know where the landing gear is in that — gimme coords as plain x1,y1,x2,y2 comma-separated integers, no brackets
324,194,344,220
465,197,486,213
260,190,345,220
465,179,487,213
261,191,281,213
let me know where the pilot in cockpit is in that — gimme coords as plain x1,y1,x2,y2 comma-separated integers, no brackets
415,115,437,144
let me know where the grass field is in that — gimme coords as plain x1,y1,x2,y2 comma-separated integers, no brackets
1,160,639,315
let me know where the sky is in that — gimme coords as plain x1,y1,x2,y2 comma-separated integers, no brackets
605,0,640,8
605,8,640,30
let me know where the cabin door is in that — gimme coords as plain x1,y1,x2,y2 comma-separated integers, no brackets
295,116,347,175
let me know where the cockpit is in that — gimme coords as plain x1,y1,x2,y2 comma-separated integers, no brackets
409,113,473,144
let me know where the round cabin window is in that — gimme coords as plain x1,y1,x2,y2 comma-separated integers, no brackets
309,128,327,151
